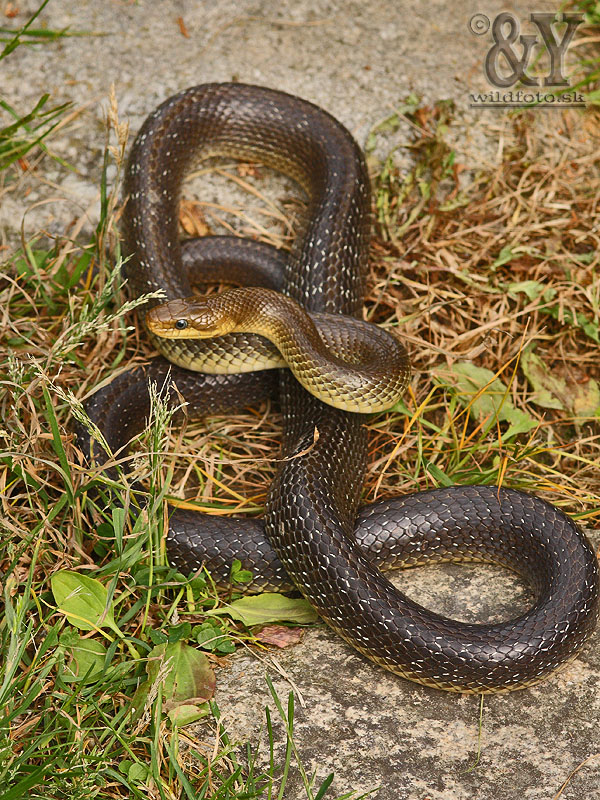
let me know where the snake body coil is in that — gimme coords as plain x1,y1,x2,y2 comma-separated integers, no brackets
145,287,410,413
80,84,599,692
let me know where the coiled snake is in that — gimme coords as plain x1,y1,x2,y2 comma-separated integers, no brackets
79,83,599,692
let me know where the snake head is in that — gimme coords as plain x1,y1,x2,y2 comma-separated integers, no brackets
146,296,235,339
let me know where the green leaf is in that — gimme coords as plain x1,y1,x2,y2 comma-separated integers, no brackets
51,570,119,635
434,362,537,439
522,350,600,417
425,462,454,486
314,772,335,800
0,0,51,62
112,506,126,552
521,350,566,410
0,765,48,800
168,702,211,727
230,558,253,584
133,640,216,726
42,384,73,500
147,641,216,710
167,622,192,644
118,760,150,782
127,762,150,782
207,592,319,627
63,636,107,683
215,639,236,654
58,628,81,648
585,88,600,105
542,305,600,344
570,252,594,264
506,280,556,302
12,248,51,278
572,379,600,418
148,628,168,645
193,620,235,652
491,245,514,269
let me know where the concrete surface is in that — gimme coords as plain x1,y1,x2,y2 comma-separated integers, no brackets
220,548,600,800
2,1,599,798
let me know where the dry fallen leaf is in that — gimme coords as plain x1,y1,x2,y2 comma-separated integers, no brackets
179,199,211,237
255,625,305,649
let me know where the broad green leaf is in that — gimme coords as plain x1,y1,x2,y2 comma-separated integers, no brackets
127,763,149,782
230,558,253,584
118,760,149,782
521,350,567,410
51,570,119,634
193,620,235,653
208,592,319,627
63,636,106,683
147,641,215,710
58,628,80,648
492,245,514,269
168,702,210,727
572,380,600,417
506,280,556,302
522,350,600,417
167,622,191,644
434,362,537,439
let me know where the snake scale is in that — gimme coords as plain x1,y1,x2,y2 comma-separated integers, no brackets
79,83,599,692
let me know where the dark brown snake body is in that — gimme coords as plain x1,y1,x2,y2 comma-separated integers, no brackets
78,84,599,692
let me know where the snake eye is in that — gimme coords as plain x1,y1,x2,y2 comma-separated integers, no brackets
175,319,188,331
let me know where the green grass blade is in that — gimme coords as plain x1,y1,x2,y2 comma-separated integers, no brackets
0,0,51,61
41,383,74,502
0,765,49,799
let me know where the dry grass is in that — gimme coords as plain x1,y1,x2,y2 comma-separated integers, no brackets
362,104,600,517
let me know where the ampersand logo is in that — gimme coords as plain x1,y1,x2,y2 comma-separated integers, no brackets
485,12,538,88
472,11,584,90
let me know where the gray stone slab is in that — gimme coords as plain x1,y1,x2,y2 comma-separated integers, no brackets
215,541,600,799
2,2,598,798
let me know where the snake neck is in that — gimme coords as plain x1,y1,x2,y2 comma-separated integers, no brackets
219,288,393,410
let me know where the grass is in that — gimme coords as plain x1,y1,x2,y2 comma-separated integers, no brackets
1,3,600,799
363,100,600,518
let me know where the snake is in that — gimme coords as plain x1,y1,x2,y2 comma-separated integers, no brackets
144,287,410,413
78,83,599,693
